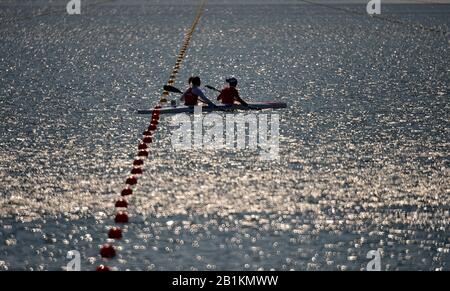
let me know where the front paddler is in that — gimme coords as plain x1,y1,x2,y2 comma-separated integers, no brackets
216,77,249,106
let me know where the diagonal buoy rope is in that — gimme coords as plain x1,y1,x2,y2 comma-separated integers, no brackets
160,0,208,103
96,0,208,271
298,0,450,38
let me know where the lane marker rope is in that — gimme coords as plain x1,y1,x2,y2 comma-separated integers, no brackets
160,0,207,102
298,0,450,37
96,0,208,271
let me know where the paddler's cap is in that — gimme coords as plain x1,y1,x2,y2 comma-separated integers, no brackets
225,77,238,87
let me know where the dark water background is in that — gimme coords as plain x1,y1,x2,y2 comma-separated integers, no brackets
0,0,449,270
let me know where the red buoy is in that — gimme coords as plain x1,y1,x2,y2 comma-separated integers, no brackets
108,227,122,239
148,124,157,131
115,198,128,208
133,159,144,166
126,176,137,185
100,244,116,258
131,167,143,175
151,119,158,126
138,150,149,157
143,130,152,136
115,211,129,223
142,136,152,144
121,188,132,196
96,265,110,271
138,143,147,150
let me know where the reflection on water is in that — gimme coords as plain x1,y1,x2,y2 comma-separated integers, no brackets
0,0,449,270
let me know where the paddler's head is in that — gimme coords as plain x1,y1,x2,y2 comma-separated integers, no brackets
189,76,201,87
226,77,238,87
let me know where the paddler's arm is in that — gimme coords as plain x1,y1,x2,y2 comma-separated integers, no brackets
217,90,223,101
235,91,249,106
193,87,216,107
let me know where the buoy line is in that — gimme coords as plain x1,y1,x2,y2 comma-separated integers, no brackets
96,0,208,271
160,0,208,103
298,0,450,38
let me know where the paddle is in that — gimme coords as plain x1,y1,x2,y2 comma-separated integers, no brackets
205,85,221,93
163,85,183,94
162,85,222,109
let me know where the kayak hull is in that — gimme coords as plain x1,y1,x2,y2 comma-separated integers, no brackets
137,102,287,114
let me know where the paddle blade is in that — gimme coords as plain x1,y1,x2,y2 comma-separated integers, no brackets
205,85,219,92
163,85,183,94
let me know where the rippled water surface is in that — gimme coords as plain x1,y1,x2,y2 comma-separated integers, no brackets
0,0,449,270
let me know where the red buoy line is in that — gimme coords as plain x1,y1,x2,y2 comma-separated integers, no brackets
96,0,208,271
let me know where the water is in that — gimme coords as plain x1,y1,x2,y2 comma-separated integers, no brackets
0,0,449,271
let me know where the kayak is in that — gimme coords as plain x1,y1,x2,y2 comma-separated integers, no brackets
137,102,287,114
